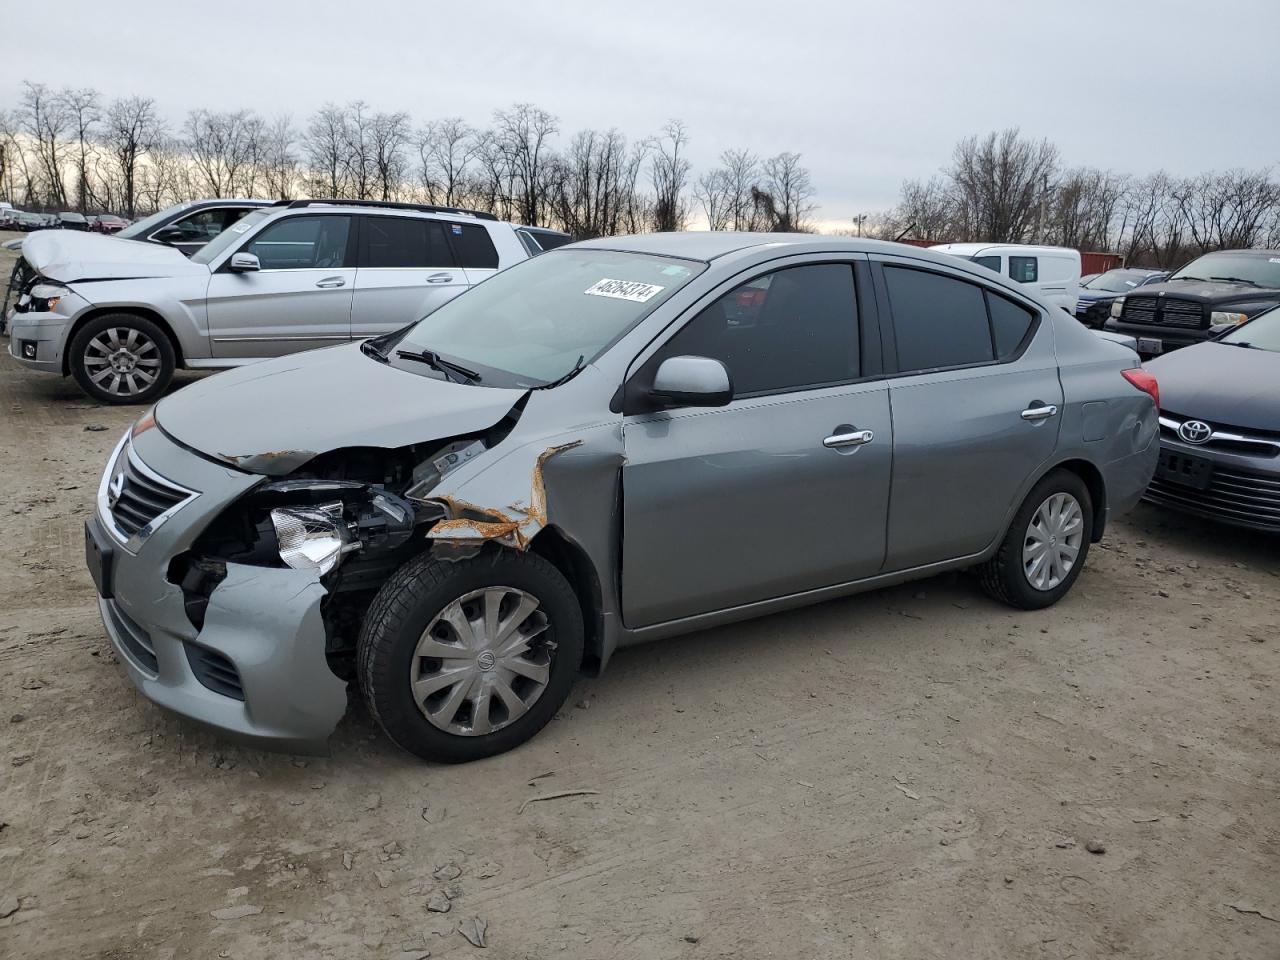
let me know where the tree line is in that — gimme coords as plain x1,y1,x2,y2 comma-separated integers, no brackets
864,128,1280,268
0,81,815,237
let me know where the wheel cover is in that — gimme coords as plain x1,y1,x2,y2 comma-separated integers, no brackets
83,327,161,397
1022,492,1084,591
410,586,553,737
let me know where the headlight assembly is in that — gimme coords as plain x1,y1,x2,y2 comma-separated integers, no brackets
1110,297,1125,318
1210,311,1249,326
269,502,359,574
29,283,70,313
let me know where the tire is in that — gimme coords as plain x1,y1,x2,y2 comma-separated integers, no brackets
358,548,584,763
68,313,176,405
979,468,1093,610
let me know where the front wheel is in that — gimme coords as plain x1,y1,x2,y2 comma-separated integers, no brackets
979,469,1093,610
68,313,176,405
358,549,584,763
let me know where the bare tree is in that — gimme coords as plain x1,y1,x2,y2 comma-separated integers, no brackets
185,108,261,198
949,128,1059,242
493,103,558,225
58,87,101,212
255,115,298,200
369,110,411,201
695,167,731,230
103,96,163,217
303,104,352,198
758,151,815,231
19,81,70,207
649,119,690,232
416,117,476,206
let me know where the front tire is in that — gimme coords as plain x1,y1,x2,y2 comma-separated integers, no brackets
358,548,584,763
979,468,1093,610
68,313,176,405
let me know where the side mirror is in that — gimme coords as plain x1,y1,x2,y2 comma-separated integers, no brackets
228,252,261,272
648,355,733,409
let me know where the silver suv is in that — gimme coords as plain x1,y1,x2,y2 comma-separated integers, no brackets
86,233,1160,762
7,200,566,403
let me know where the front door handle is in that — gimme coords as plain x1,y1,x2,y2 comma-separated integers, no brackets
315,276,346,288
823,428,875,449
1020,404,1058,422
426,272,455,284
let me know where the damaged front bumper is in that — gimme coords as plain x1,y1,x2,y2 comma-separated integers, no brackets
92,428,349,751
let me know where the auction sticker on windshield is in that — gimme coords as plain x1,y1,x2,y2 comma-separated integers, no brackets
585,278,665,303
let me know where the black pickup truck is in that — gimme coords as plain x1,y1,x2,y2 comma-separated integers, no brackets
1103,249,1280,357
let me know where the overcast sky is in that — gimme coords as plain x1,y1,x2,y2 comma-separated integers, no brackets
6,0,1278,227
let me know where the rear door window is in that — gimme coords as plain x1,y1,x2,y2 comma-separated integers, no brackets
448,222,500,269
363,217,454,268
884,266,995,372
971,255,1001,272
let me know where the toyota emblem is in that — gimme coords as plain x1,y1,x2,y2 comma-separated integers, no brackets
1178,420,1212,444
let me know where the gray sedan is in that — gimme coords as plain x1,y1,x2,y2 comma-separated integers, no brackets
86,234,1160,762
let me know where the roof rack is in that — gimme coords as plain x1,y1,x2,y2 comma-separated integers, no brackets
275,198,498,221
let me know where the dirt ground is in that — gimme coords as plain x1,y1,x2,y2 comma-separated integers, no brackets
0,231,1277,959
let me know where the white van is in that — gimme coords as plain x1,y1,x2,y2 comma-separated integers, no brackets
930,243,1081,312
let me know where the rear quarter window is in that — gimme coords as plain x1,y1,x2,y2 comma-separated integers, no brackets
448,222,500,269
1009,256,1039,283
884,266,995,372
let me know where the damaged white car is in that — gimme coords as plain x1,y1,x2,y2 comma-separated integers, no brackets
87,234,1159,761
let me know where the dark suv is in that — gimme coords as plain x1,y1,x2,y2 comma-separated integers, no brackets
1104,250,1280,357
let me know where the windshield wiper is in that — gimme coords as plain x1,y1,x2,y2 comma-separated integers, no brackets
1225,341,1255,349
360,339,388,363
1170,275,1205,282
537,354,585,390
395,348,481,384
1209,276,1262,287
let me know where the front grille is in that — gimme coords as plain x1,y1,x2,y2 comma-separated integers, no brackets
110,453,191,539
1121,295,1205,329
185,644,245,700
1146,465,1280,530
103,598,159,675
1160,413,1280,458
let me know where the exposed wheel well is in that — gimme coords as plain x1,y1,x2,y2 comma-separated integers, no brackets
63,306,184,374
530,527,605,676
1052,458,1108,542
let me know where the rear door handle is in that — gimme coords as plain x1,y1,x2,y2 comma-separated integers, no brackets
426,272,455,284
823,428,875,449
315,277,346,288
1020,404,1058,422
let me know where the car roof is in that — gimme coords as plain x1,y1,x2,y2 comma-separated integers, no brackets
931,242,1079,258
573,231,950,263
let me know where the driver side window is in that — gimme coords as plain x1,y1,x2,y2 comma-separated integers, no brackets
653,263,860,396
245,215,353,270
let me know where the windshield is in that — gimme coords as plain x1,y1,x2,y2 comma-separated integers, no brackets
1220,306,1280,352
1086,269,1152,293
1169,252,1280,287
117,201,195,240
189,209,272,265
393,249,705,387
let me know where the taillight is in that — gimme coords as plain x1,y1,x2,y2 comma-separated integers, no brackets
1122,368,1159,411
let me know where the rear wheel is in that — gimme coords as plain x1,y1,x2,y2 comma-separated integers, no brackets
68,313,175,405
979,468,1093,610
358,549,584,763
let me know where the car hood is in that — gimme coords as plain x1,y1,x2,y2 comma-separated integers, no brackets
154,343,529,475
1146,341,1280,431
21,229,205,282
1078,288,1124,302
1130,278,1280,304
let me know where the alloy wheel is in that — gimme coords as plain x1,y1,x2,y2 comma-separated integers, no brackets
410,586,554,736
1022,492,1084,591
83,327,162,398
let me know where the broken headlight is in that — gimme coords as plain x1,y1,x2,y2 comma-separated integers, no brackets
270,502,359,575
